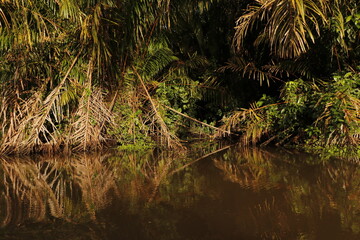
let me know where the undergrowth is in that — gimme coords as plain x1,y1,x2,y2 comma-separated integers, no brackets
219,69,360,151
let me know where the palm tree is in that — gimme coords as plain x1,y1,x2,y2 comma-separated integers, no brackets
0,0,222,154
231,0,359,84
0,0,119,154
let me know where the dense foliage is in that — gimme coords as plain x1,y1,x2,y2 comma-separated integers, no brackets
0,0,359,154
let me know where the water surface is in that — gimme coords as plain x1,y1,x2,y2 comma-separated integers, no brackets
0,147,359,239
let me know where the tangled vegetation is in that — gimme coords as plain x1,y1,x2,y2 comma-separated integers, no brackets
0,0,359,155
220,72,360,146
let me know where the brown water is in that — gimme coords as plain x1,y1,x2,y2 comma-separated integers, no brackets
0,146,359,240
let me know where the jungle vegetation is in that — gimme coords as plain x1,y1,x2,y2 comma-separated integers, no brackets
0,0,359,154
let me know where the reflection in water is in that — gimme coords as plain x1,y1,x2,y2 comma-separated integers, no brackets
0,147,359,240
214,148,282,190
213,148,360,239
0,153,119,226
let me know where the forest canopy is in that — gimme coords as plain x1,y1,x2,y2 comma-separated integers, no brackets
0,0,359,154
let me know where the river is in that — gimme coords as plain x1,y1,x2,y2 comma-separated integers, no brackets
0,146,359,239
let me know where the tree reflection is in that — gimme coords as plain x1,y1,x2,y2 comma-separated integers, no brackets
212,147,360,238
0,151,191,227
0,147,359,239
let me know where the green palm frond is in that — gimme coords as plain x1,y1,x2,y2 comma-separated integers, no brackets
234,0,330,59
141,43,179,79
218,102,273,144
222,56,283,85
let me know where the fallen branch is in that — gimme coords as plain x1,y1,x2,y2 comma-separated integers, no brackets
132,66,182,149
161,104,231,135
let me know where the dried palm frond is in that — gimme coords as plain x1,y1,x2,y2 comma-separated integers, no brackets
68,87,114,152
0,54,80,154
0,88,15,136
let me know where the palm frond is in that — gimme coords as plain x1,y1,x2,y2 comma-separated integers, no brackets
68,87,114,152
222,57,283,85
0,54,80,154
217,102,273,144
141,43,179,79
234,0,329,59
